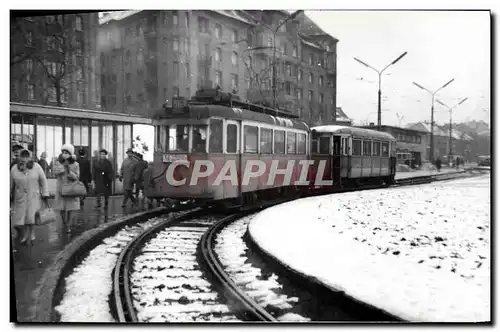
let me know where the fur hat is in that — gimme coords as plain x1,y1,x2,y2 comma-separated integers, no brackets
61,144,75,155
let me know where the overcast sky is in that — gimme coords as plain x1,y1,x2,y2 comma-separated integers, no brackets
306,10,490,127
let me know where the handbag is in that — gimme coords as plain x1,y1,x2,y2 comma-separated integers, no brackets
36,202,57,225
61,180,87,197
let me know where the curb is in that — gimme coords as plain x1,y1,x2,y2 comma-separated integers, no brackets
31,207,172,322
244,226,401,322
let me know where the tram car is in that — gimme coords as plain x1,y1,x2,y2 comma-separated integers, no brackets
143,88,397,205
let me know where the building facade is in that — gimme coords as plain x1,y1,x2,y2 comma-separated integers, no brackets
10,13,100,110
98,10,338,126
361,125,427,167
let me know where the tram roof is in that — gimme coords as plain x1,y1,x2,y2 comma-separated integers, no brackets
311,125,396,141
10,102,153,125
153,104,310,131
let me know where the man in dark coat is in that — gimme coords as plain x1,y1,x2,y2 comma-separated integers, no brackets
133,153,149,204
435,158,442,172
119,148,138,208
78,148,92,208
92,149,114,209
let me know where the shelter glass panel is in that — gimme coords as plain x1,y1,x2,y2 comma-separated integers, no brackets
35,116,62,178
116,124,124,172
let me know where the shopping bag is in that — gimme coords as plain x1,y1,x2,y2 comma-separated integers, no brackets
61,181,87,197
36,202,57,225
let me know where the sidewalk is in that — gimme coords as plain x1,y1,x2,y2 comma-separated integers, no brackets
11,195,158,322
395,167,465,180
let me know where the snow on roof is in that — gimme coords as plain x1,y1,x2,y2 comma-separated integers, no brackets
300,37,324,50
99,10,142,25
212,10,255,25
312,125,396,141
248,174,490,322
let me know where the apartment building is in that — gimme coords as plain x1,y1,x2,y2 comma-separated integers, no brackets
10,13,100,109
99,10,338,125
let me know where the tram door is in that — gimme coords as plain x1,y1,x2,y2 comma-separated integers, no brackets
332,136,342,185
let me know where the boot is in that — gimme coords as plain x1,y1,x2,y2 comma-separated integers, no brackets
19,226,29,244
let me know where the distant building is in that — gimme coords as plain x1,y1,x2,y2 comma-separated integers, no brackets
334,107,352,126
10,13,100,109
360,124,426,167
98,10,338,125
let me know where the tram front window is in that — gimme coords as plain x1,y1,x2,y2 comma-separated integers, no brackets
192,125,208,153
168,125,189,152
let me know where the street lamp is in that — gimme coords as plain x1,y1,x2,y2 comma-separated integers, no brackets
436,97,468,158
353,51,407,130
272,10,303,108
413,78,455,162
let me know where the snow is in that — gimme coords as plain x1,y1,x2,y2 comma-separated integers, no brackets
248,174,490,322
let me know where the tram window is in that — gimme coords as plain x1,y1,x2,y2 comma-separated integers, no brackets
274,130,285,154
226,124,238,153
352,139,362,156
209,119,223,153
168,124,189,152
362,140,372,156
286,132,296,154
381,142,389,157
342,137,349,155
260,128,273,154
373,141,381,156
311,132,319,154
192,125,208,153
244,125,258,153
297,133,306,154
319,137,330,154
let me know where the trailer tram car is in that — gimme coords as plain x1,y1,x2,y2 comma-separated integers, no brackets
143,89,310,206
309,126,397,191
143,88,398,206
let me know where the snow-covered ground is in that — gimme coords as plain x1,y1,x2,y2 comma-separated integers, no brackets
248,174,490,322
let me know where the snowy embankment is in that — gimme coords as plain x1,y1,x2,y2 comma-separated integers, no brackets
54,213,184,322
248,175,490,322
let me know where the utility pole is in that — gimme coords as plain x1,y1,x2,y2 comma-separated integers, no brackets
436,97,468,158
353,51,407,131
413,78,455,163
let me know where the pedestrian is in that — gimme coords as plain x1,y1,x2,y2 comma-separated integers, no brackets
11,144,24,169
133,153,149,205
38,151,50,176
119,148,138,208
10,149,49,244
436,158,442,172
455,156,460,170
78,148,92,208
53,144,80,232
92,149,114,209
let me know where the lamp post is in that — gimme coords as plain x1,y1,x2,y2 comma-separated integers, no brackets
436,97,468,158
413,78,455,162
353,51,407,130
272,10,303,109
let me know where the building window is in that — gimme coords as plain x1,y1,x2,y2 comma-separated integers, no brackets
247,56,253,69
46,15,56,24
279,20,286,32
27,84,35,100
267,36,273,47
309,53,314,65
231,52,238,66
285,81,291,95
173,11,178,26
75,15,83,31
49,86,57,102
231,74,238,91
215,71,222,86
319,93,324,105
185,13,189,28
319,76,324,86
308,72,313,84
308,90,313,101
215,24,222,38
76,40,83,56
25,59,33,73
246,78,251,89
173,39,179,51
214,47,222,62
198,16,208,33
297,88,302,100
26,32,33,47
173,86,180,97
173,61,180,79
231,29,238,42
280,44,285,54
292,45,298,57
298,69,303,81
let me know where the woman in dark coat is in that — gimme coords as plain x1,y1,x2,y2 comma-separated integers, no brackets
92,149,114,208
